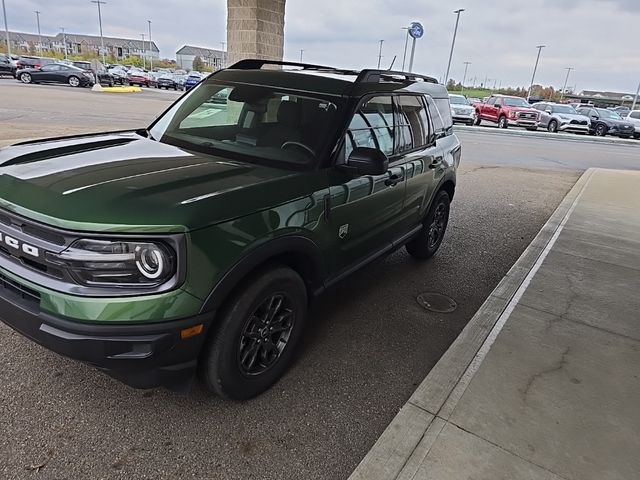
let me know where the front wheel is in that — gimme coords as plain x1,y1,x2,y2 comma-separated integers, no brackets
68,76,80,87
548,120,558,133
498,116,508,129
474,113,481,126
199,265,308,400
406,190,450,260
595,124,607,136
19,72,32,84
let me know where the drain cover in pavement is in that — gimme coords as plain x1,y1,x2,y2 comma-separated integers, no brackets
417,292,458,313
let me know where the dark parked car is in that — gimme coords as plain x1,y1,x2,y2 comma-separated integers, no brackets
576,107,636,137
71,61,115,86
0,59,459,400
16,56,55,70
16,63,94,87
156,73,180,90
0,54,16,77
184,73,203,91
107,67,129,85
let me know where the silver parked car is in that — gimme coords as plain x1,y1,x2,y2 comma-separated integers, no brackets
448,94,477,126
533,102,590,134
625,110,640,139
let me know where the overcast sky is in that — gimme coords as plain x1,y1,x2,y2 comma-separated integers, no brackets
4,0,640,93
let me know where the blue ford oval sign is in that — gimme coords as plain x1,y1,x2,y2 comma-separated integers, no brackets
409,22,424,39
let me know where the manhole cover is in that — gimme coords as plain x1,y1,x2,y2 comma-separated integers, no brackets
417,292,458,313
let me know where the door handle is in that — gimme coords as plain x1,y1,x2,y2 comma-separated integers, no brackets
428,159,443,169
385,173,404,187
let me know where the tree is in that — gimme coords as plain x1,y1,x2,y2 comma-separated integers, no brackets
192,56,204,72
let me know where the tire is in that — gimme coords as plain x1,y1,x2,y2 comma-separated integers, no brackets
68,76,80,87
19,72,32,84
595,124,607,136
548,120,558,133
474,113,481,126
467,120,474,126
498,115,508,129
406,190,451,260
199,265,308,400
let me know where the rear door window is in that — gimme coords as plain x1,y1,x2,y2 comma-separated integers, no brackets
395,95,430,153
345,96,395,158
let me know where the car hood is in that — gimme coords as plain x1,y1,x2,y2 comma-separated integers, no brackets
0,132,323,233
507,106,537,113
602,118,634,127
557,113,589,121
451,104,474,111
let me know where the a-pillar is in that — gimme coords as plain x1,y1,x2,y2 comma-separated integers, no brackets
227,0,285,66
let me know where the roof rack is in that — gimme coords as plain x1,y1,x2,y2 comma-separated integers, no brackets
356,69,438,84
228,59,438,85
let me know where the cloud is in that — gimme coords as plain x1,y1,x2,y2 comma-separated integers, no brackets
4,0,639,92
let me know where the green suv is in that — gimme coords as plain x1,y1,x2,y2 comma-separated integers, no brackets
0,60,460,399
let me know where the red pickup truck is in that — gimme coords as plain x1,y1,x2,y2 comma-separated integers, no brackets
474,95,539,130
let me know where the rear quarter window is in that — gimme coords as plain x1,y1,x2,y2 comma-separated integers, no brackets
428,97,453,136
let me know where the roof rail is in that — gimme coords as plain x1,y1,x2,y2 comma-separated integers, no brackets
229,59,340,71
356,69,438,84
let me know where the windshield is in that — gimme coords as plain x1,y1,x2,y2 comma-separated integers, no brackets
553,105,578,114
503,97,530,107
149,82,341,169
449,95,470,105
596,108,622,120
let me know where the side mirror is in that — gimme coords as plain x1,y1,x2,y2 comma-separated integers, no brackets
346,147,389,176
591,115,599,120
545,108,553,114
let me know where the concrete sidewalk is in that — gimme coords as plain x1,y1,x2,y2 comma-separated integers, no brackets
350,168,640,480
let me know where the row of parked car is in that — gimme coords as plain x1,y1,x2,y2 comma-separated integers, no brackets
1,54,206,92
448,93,640,139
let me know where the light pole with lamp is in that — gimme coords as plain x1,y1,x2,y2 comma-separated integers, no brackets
34,10,42,55
90,1,107,65
444,8,465,86
527,45,546,102
461,61,471,94
147,20,152,70
560,67,573,101
377,39,384,69
2,0,11,56
140,33,146,70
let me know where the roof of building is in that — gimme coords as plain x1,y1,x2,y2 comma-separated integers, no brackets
176,45,225,58
580,90,636,100
6,31,159,52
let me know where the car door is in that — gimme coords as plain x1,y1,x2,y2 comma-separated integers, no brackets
0,56,11,74
537,103,550,127
395,94,441,230
37,64,61,82
491,97,503,121
326,95,407,273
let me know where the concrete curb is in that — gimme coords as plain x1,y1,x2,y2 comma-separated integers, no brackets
455,124,640,147
348,168,597,480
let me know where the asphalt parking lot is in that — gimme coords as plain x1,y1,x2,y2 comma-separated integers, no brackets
0,80,638,479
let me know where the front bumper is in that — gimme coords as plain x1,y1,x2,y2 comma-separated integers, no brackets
0,275,212,390
452,112,476,124
559,123,590,133
508,118,538,128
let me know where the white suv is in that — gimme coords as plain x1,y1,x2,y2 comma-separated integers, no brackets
625,110,640,139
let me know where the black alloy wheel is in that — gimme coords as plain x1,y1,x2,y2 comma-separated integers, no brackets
406,190,451,260
595,124,607,136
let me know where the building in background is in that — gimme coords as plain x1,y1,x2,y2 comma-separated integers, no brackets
4,31,159,61
176,45,226,71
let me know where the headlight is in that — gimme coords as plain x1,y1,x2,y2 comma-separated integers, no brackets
509,111,518,119
47,239,176,288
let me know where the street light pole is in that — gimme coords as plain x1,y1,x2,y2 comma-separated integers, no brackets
220,41,226,68
2,0,10,56
560,67,573,101
147,20,152,70
527,44,546,101
377,39,384,69
461,61,471,94
444,8,465,86
632,81,640,111
34,10,42,55
90,1,107,65
60,27,67,59
401,27,410,71
140,33,146,70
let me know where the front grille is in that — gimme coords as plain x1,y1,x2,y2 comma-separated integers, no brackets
518,112,537,120
0,272,41,304
570,120,588,125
